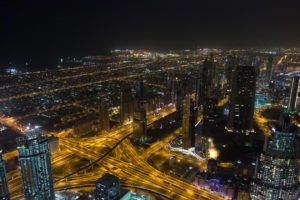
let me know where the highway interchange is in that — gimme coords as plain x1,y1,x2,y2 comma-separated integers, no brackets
0,57,226,199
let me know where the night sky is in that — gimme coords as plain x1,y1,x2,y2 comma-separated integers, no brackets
1,0,300,66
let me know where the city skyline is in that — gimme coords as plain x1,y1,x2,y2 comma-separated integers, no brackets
1,1,300,199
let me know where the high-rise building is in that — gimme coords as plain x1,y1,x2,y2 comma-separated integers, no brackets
203,94,218,124
287,74,300,112
195,78,202,108
200,58,209,106
182,73,194,97
201,55,217,106
195,58,204,108
120,85,134,124
225,56,236,93
133,81,148,143
201,55,216,99
207,54,217,88
250,116,299,200
182,97,196,149
99,100,110,132
175,81,184,116
17,128,55,200
95,173,120,200
165,71,175,104
0,151,9,200
201,56,220,130
135,81,144,103
133,107,147,143
227,66,256,134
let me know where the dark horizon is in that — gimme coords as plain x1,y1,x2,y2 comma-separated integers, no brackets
1,0,300,67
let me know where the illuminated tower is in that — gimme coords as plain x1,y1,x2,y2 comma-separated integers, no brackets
17,128,54,200
0,151,9,200
133,81,148,143
182,97,196,149
287,74,300,112
227,66,256,134
250,116,299,200
120,85,134,124
99,100,110,132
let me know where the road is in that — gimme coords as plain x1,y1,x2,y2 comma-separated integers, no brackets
8,105,224,200
1,59,226,199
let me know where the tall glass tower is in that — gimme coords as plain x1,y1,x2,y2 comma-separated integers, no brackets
182,97,196,149
0,151,9,200
17,128,54,200
133,81,148,143
250,116,299,200
227,65,256,134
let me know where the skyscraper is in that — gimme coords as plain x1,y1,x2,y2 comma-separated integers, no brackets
17,128,55,200
201,56,219,130
195,59,203,108
201,54,216,99
200,58,209,106
0,151,9,200
225,55,236,93
120,85,134,124
227,66,256,134
165,71,175,104
250,115,299,200
195,77,202,108
207,54,217,88
99,100,110,132
182,97,196,149
95,173,120,200
133,81,148,143
203,93,218,124
175,81,184,117
135,81,144,103
287,74,300,112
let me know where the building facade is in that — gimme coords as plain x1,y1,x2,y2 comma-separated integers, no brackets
227,66,256,134
182,97,196,149
133,81,148,143
287,74,300,112
0,151,9,200
17,128,55,200
250,116,299,200
120,85,134,124
99,100,110,132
